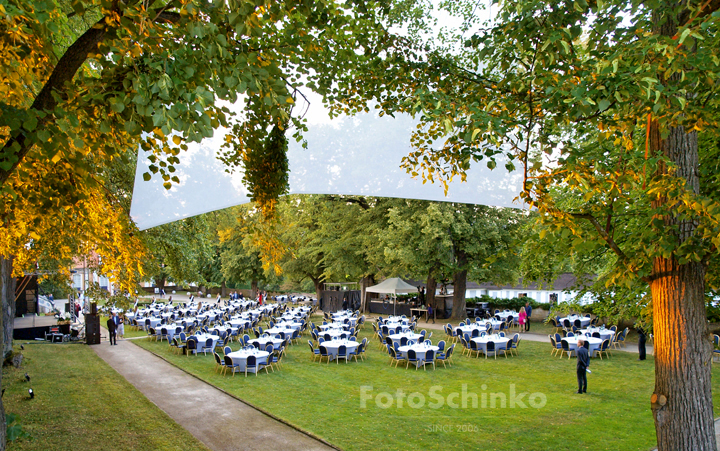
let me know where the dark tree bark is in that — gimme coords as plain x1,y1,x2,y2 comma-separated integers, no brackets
647,6,716,451
0,256,14,451
311,277,323,307
2,257,16,361
359,275,375,313
220,281,227,298
450,250,468,320
426,269,437,316
250,280,258,299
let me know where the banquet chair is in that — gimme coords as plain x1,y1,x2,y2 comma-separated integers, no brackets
595,339,611,359
437,344,455,367
353,338,367,362
406,349,422,370
319,345,331,364
148,327,157,341
337,345,349,364
510,334,520,356
202,338,214,355
485,341,498,359
169,337,180,354
460,337,470,356
563,319,572,329
437,340,446,353
214,352,226,372
388,345,403,367
559,339,573,359
549,336,560,357
186,338,198,356
469,340,481,358
244,355,268,377
574,319,583,329
272,346,285,369
400,336,408,346
592,332,601,339
550,318,562,334
223,346,232,356
471,329,480,338
308,341,320,362
423,350,436,370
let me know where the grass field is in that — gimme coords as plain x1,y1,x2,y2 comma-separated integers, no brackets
2,342,210,451
135,315,720,451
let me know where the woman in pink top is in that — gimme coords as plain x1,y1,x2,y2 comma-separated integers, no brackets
518,308,527,332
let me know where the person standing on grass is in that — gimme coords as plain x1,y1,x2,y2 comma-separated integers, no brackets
576,338,589,394
636,324,647,361
518,306,527,333
524,302,532,331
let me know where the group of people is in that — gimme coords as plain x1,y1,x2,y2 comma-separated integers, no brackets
106,311,124,345
517,302,533,332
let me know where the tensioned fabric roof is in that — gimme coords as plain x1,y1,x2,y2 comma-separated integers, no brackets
129,94,524,231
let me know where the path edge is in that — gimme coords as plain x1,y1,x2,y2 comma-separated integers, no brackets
128,339,344,451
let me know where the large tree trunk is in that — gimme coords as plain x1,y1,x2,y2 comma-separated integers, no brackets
311,277,323,307
426,269,437,318
450,271,467,320
220,281,227,298
0,256,13,451
648,121,715,450
646,3,716,448
250,280,258,299
359,275,374,313
2,257,15,360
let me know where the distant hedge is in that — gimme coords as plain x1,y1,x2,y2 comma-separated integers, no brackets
465,294,551,311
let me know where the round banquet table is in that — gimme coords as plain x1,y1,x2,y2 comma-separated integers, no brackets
227,349,270,372
397,343,440,366
471,335,511,356
562,336,603,355
388,332,423,347
320,339,359,362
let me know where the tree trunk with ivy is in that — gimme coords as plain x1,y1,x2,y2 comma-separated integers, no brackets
0,256,13,451
359,275,374,313
2,257,15,361
649,121,715,450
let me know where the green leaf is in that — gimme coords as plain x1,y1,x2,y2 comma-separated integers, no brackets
142,172,151,181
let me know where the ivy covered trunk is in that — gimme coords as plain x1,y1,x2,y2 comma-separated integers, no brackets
2,256,14,360
312,277,323,307
0,256,12,451
650,124,715,450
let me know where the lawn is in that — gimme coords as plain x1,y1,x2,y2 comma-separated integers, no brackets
135,315,720,451
2,342,210,451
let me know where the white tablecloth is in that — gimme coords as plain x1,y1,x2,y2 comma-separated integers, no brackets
388,332,423,347
560,316,592,328
250,337,284,350
319,330,347,340
227,350,270,372
320,340,359,361
496,311,519,321
192,334,220,354
319,323,347,331
471,336,511,354
397,344,440,365
579,328,614,342
562,336,603,354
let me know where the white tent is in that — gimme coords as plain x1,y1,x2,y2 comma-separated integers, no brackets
366,278,418,315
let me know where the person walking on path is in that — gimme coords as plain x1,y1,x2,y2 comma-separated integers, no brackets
576,338,589,394
426,304,435,323
107,313,118,345
636,324,647,360
524,302,532,331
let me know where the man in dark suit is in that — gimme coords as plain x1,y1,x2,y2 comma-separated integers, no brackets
107,313,118,345
636,324,647,360
576,338,589,393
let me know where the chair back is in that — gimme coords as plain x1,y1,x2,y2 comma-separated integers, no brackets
319,345,328,356
563,319,571,328
574,319,582,328
561,339,569,351
426,350,435,361
224,346,232,356
471,329,480,338
438,340,446,351
338,345,347,357
408,349,417,360
592,332,601,338
247,355,257,367
486,341,495,352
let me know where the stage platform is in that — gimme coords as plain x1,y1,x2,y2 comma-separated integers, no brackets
14,316,60,341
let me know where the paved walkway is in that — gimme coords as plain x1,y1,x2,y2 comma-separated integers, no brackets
93,332,335,451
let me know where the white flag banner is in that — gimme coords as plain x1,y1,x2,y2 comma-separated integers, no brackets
130,94,524,230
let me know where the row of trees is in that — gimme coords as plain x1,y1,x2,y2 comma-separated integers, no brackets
214,195,527,316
